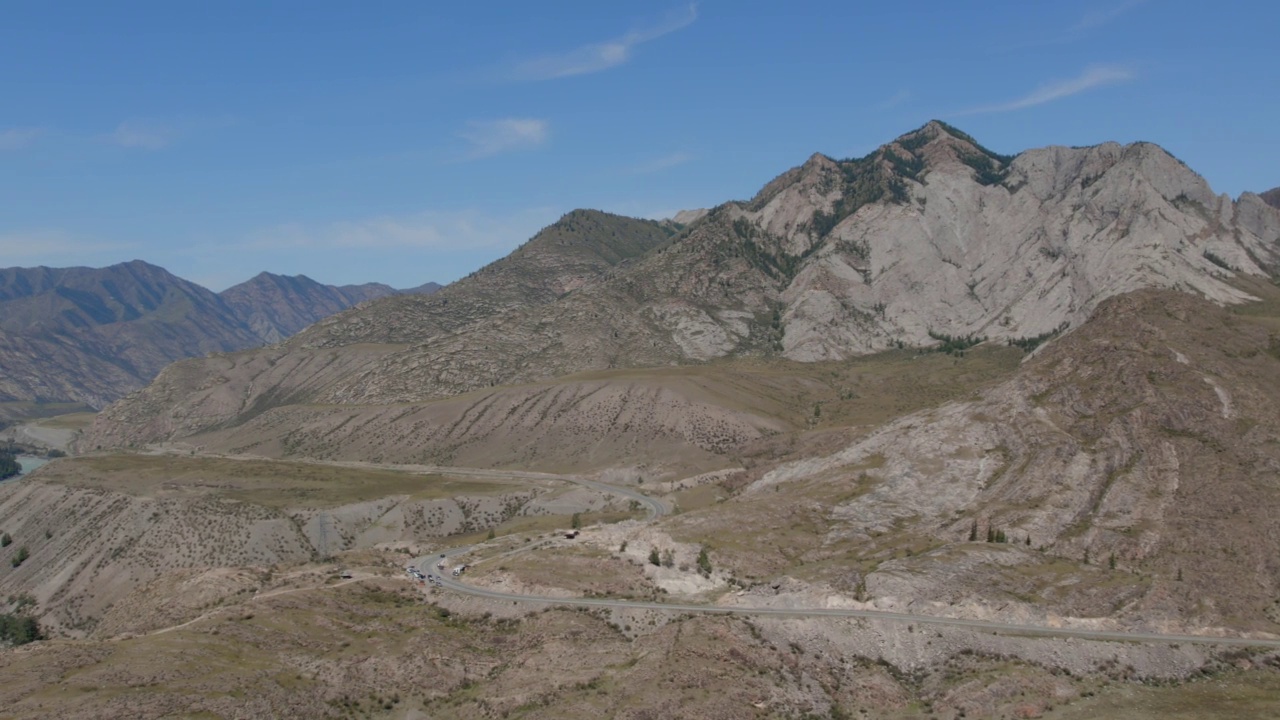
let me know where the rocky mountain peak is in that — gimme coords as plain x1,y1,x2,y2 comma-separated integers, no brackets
876,120,1014,185
1261,187,1280,209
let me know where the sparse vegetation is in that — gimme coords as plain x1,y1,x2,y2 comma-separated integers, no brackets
1204,249,1236,272
10,545,29,568
927,330,986,355
0,450,19,480
0,612,41,646
808,150,912,239
960,150,1008,186
1009,321,1069,353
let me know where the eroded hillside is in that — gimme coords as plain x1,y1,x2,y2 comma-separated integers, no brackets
88,122,1280,449
654,285,1280,634
0,455,629,637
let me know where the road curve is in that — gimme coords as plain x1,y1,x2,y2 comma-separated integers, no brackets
403,468,1280,650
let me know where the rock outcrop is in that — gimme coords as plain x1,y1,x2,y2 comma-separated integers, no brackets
1261,186,1280,209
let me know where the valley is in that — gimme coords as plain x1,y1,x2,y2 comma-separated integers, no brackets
4,122,1280,718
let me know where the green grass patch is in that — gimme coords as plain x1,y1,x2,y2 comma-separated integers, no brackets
41,454,514,508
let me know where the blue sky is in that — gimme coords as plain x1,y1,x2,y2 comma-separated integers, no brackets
2,1,1276,290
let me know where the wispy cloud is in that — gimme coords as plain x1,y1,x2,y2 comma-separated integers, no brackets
955,65,1136,116
511,4,698,80
0,229,136,261
107,116,236,150
996,1,1149,52
243,207,560,253
0,127,43,151
876,89,911,111
626,151,693,174
110,120,177,150
1071,0,1148,32
457,118,549,159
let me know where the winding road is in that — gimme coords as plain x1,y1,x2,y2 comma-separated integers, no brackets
411,467,1280,650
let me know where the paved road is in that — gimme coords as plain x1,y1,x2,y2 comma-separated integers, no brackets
393,466,1280,650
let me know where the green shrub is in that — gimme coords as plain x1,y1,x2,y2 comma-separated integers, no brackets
0,613,41,646
1203,250,1235,272
927,330,985,355
1008,322,1068,353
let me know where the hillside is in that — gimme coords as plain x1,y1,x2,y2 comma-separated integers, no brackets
658,284,1280,634
9,286,1280,717
0,454,620,638
87,210,680,447
0,261,262,409
88,122,1280,450
219,272,402,344
0,262,437,411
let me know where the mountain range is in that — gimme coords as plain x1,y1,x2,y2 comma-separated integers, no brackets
87,121,1280,451
5,121,1280,718
0,261,437,410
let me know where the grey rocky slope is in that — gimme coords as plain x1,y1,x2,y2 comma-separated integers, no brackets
1262,186,1280,209
675,286,1280,634
87,122,1280,448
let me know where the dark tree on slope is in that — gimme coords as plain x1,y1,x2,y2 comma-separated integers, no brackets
0,450,19,480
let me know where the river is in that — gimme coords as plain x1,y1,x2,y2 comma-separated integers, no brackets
14,455,49,476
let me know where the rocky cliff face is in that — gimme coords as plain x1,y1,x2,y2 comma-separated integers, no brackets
87,122,1280,448
1261,187,1280,209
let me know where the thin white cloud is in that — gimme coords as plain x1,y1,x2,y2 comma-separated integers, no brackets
0,230,136,261
511,4,698,80
996,1,1150,52
106,116,235,150
626,151,693,174
0,127,43,151
110,120,176,150
876,89,911,111
1072,0,1148,32
243,207,560,253
457,118,549,159
955,65,1136,116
